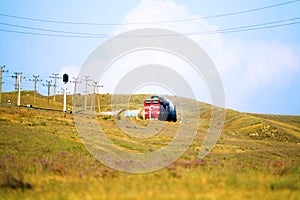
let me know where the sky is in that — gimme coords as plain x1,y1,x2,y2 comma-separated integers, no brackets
0,0,299,115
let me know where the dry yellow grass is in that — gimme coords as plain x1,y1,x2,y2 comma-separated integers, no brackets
0,92,299,199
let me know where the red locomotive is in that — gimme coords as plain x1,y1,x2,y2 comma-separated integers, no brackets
143,96,177,122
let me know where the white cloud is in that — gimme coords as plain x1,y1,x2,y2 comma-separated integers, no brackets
100,49,210,101
216,39,300,110
105,0,217,103
101,0,300,111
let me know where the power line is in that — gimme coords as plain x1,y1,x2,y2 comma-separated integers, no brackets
179,0,300,23
0,0,299,25
1,17,299,38
0,17,299,38
0,22,108,37
0,29,96,38
185,17,300,35
210,21,300,34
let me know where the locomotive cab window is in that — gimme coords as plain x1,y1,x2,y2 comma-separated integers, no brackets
152,100,159,104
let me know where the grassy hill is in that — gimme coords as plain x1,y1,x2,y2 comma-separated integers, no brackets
0,91,299,199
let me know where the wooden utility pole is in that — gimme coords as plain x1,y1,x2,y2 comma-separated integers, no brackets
70,77,81,108
70,77,81,95
82,75,92,110
0,65,8,104
29,75,42,106
96,83,103,113
89,81,103,112
43,80,54,106
49,73,61,101
12,72,20,91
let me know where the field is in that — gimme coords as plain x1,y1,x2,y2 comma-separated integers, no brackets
0,91,299,199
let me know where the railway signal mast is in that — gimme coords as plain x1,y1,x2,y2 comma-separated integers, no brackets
62,73,69,113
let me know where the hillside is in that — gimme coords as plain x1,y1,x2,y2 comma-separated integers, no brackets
0,91,299,199
2,91,300,144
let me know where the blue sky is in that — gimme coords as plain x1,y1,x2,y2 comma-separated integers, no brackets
0,0,299,115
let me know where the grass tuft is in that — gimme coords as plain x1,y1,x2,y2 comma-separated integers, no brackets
0,173,32,191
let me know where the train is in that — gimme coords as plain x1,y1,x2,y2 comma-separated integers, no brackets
143,96,177,122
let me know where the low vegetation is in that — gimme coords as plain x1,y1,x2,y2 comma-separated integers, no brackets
0,92,299,199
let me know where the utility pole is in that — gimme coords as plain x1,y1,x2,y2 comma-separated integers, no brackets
70,77,81,95
12,72,23,105
92,81,103,94
29,75,42,106
16,74,23,106
43,80,54,106
70,77,81,107
49,73,61,101
82,75,92,110
0,65,9,104
89,81,103,112
12,72,21,91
